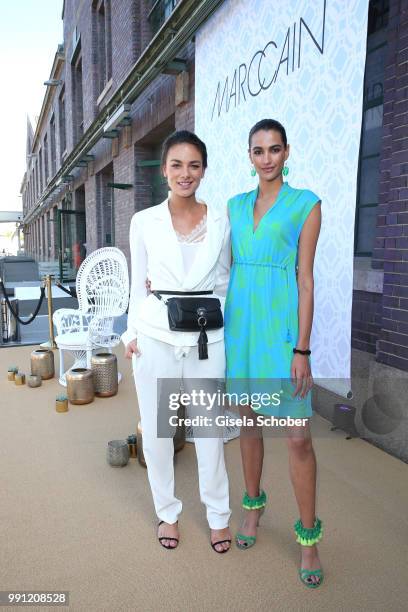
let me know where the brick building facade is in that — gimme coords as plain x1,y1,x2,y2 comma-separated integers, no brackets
22,0,197,275
351,0,408,376
21,0,408,396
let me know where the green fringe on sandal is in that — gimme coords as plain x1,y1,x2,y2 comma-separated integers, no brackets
294,517,324,588
235,490,267,550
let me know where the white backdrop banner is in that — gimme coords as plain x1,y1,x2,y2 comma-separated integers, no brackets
195,0,369,394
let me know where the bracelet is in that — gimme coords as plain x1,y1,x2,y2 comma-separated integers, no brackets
293,348,311,356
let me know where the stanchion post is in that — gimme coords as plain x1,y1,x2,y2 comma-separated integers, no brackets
40,275,57,350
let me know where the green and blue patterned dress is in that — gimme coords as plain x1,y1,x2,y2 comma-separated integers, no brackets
224,182,320,418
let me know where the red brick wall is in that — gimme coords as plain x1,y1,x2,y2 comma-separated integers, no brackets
369,0,408,370
352,290,383,353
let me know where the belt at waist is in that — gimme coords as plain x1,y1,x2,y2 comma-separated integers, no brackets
233,260,286,269
153,290,213,296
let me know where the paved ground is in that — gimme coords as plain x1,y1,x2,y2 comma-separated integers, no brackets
1,345,407,611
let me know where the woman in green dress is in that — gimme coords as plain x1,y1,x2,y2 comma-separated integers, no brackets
224,119,323,587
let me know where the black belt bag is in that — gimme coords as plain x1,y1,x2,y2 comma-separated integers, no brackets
152,290,223,360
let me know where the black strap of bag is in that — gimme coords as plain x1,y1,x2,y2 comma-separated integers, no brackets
152,290,223,360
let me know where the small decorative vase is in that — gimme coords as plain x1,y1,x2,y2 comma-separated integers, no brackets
107,440,129,467
7,366,18,381
127,434,137,458
15,372,26,385
27,374,42,388
30,348,55,380
66,368,94,405
136,422,146,468
56,394,69,413
91,353,118,397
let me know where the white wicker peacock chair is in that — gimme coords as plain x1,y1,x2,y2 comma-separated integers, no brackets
53,247,129,386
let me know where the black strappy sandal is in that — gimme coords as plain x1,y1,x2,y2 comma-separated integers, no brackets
210,538,232,554
157,520,179,550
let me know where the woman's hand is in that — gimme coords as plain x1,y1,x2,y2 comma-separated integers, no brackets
125,339,141,359
290,353,313,399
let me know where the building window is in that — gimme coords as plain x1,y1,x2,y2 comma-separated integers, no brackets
50,114,57,177
59,87,66,160
46,211,52,258
44,134,49,184
36,163,40,199
72,52,84,144
354,0,389,256
39,148,43,194
93,0,112,96
41,215,46,259
97,164,115,247
367,0,389,33
148,0,179,35
31,170,35,205
52,208,58,259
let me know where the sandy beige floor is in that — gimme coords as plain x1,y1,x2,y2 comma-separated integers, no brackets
0,345,407,612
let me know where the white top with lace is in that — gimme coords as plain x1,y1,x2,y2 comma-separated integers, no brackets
176,215,207,274
175,214,207,243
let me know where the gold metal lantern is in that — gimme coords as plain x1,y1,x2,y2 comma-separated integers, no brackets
91,352,118,397
27,374,42,388
66,368,94,405
30,348,55,380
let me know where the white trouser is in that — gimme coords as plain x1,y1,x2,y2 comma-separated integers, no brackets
132,333,231,529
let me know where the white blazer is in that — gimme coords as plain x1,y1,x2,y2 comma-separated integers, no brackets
121,199,231,347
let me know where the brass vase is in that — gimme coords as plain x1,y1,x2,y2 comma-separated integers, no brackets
91,352,118,397
27,374,42,388
107,440,129,467
30,348,54,380
136,422,146,468
66,368,94,405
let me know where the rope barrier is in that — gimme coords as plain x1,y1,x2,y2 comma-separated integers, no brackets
54,280,77,298
0,280,46,325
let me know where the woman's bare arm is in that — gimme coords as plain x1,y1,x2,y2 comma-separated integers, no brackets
291,202,321,397
297,203,321,350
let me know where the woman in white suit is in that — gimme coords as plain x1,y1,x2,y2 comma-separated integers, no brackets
122,131,232,552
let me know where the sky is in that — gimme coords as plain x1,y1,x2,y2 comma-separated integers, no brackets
0,0,63,213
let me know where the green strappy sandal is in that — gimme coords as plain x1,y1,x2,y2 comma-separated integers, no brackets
294,517,324,588
235,490,267,550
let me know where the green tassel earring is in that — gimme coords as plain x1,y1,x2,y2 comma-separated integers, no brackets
250,165,257,177
282,163,289,177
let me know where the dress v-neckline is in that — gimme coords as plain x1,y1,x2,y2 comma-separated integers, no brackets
252,182,287,234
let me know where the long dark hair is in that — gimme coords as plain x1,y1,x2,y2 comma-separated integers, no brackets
161,130,208,168
248,119,287,148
